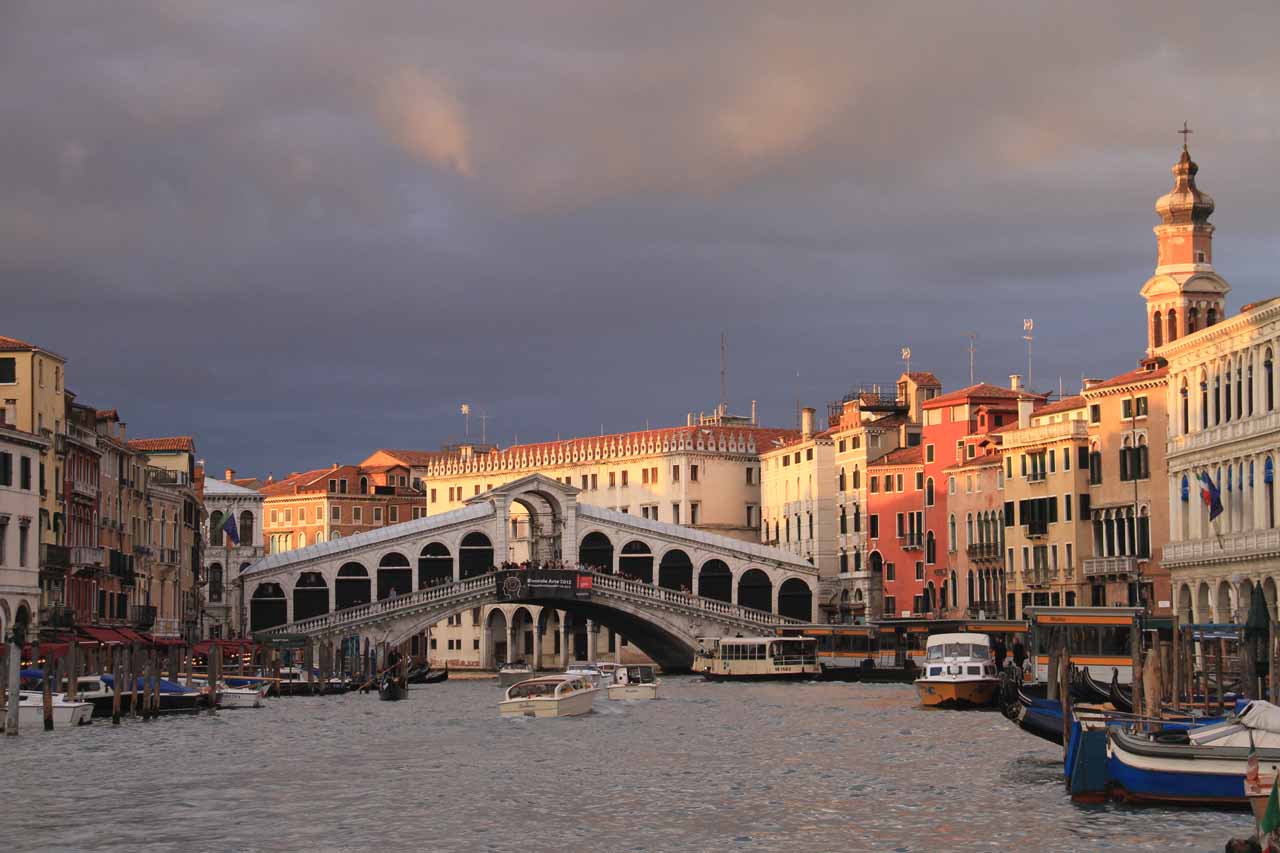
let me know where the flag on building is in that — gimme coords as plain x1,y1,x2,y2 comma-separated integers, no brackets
1199,471,1224,522
220,512,240,546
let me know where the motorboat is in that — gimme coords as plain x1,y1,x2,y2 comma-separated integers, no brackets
914,633,1000,708
693,637,820,681
563,662,605,688
497,661,535,688
1,690,94,729
190,677,265,709
408,664,449,685
594,662,625,687
96,674,204,715
607,665,660,700
500,675,597,718
275,666,317,696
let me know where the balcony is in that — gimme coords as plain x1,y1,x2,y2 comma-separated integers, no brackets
67,423,98,449
1164,528,1280,567
40,543,70,571
1026,470,1047,484
1082,556,1138,577
966,542,1002,562
1002,419,1088,450
39,606,76,628
152,617,180,638
70,478,98,499
900,533,923,550
129,605,157,630
1023,523,1049,539
70,546,104,567
1169,410,1280,458
149,469,190,487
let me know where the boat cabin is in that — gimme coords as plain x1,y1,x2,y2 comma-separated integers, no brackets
1026,606,1143,685
693,636,819,679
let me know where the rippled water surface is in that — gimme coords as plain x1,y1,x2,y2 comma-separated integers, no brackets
0,678,1251,852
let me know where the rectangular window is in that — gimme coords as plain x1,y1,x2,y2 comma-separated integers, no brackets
353,506,363,523
339,479,348,494
690,464,699,482
1066,543,1074,569
870,476,879,493
374,507,384,523
1064,494,1072,522
1078,446,1089,469
474,485,480,495
642,468,649,484
581,475,589,490
430,488,437,503
1006,457,1013,478
839,440,846,452
621,470,629,487
18,525,28,567
914,472,923,490
926,444,935,463
745,467,754,485
896,474,904,491
651,467,658,484
690,503,699,525
284,509,292,523
869,514,880,539
672,465,680,483
886,562,895,581
609,471,616,487
0,525,5,566
672,503,681,524
591,473,598,490
746,505,755,528
1063,447,1071,471
270,509,278,524
19,456,31,490
0,358,14,384
331,505,341,522
896,513,905,537
915,560,924,581
884,596,896,616
1122,398,1132,419
806,448,813,461
1089,404,1101,424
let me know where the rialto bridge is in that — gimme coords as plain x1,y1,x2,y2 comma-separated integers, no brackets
239,475,819,670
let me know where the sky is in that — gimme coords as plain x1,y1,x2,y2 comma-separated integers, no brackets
5,2,1280,478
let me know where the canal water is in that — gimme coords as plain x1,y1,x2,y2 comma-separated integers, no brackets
0,678,1249,852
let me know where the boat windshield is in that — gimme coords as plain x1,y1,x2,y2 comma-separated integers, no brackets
625,666,656,683
507,680,561,699
927,643,989,661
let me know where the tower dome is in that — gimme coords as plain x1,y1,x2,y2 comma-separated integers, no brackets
1154,146,1215,227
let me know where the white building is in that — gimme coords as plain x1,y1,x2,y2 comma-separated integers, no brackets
202,475,264,638
1151,144,1280,621
0,423,48,641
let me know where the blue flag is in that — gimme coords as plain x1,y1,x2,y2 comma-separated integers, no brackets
220,512,240,546
1199,471,1223,522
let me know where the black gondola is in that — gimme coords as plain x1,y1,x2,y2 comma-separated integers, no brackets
378,674,409,701
406,665,449,685
1108,670,1133,713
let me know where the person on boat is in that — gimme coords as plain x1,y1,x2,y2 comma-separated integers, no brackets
1011,638,1026,671
993,637,1007,671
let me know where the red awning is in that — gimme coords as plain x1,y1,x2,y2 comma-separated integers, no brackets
114,628,151,645
145,635,187,648
79,626,128,646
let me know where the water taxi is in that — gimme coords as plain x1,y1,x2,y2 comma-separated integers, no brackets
497,661,535,688
2,690,94,728
914,633,1000,707
563,661,606,687
500,675,598,718
594,661,626,686
607,665,660,700
693,636,819,681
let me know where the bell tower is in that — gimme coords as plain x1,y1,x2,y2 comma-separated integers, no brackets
1140,124,1230,355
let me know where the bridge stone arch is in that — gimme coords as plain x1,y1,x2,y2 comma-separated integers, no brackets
619,540,654,584
418,542,453,587
578,529,616,572
376,551,413,600
336,562,371,610
738,568,772,612
697,558,732,603
294,571,330,622
657,548,693,592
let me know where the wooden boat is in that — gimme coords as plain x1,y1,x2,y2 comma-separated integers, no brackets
88,674,203,715
378,674,409,701
1,690,94,729
563,662,606,688
1246,772,1277,824
497,662,535,688
500,675,597,718
607,665,660,700
408,664,450,685
914,633,1000,708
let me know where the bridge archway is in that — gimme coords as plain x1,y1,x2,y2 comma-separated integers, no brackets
460,532,494,579
738,569,772,613
509,488,566,564
293,572,329,622
250,582,287,631
658,549,692,591
336,562,371,610
698,559,732,603
778,577,813,621
378,552,412,600
579,532,614,572
619,540,654,584
419,542,452,587
486,609,509,668
511,606,535,662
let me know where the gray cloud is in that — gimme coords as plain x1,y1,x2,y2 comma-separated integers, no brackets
4,1,1280,474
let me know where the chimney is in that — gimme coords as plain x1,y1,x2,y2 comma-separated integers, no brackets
1009,374,1023,392
751,400,758,425
801,407,815,439
332,462,339,469
266,473,274,484
687,412,693,426
224,467,235,482
1017,395,1034,429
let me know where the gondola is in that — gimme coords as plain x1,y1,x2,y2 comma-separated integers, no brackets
406,665,449,685
378,674,409,701
1108,672,1134,713
1079,668,1119,705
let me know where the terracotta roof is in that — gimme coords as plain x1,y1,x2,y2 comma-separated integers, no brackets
869,445,923,467
923,383,1045,409
259,467,335,497
1032,395,1086,417
375,449,448,466
0,335,38,351
903,371,942,386
1084,365,1170,392
944,453,1002,471
232,477,263,489
95,409,119,421
127,436,195,452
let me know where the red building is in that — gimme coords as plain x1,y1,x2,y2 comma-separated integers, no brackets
62,398,102,624
866,446,924,617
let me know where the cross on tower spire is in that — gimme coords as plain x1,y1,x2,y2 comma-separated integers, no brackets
1178,120,1193,150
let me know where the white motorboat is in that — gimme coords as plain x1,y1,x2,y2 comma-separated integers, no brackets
192,678,264,709
500,675,598,718
2,690,94,729
914,633,1001,708
607,665,660,700
594,662,625,687
498,661,535,688
563,661,605,688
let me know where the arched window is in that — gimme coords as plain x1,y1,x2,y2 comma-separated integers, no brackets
966,513,974,546
1237,360,1244,419
1224,364,1232,422
838,468,846,492
1119,436,1132,481
925,478,935,507
839,550,848,573
1201,371,1209,429
1152,311,1163,347
1168,309,1178,343
1214,372,1222,425
209,510,224,546
854,549,862,571
948,514,957,552
1207,306,1217,326
1249,361,1255,416
852,467,861,490
1267,349,1275,412
947,476,956,495
926,530,936,564
1267,457,1276,529
208,563,223,602
1187,306,1199,333
239,511,254,546
298,532,306,548
1137,436,1149,480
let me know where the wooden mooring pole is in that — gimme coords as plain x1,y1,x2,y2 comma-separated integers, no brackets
111,647,122,724
4,634,20,736
1171,617,1182,711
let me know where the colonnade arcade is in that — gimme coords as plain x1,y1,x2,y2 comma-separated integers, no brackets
1175,575,1279,626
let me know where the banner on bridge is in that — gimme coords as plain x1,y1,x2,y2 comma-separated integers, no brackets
496,569,593,601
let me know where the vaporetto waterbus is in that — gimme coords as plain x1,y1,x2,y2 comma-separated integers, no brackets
693,636,820,680
1026,606,1143,685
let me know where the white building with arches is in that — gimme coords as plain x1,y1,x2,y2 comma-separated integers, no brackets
202,475,263,638
0,423,47,643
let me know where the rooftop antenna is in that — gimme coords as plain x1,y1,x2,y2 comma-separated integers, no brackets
965,333,976,385
901,346,911,377
1022,319,1034,391
720,331,728,416
1058,377,1064,400
460,403,471,438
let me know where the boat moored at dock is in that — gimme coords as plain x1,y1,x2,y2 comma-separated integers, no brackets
1,691,94,729
500,675,597,718
694,637,819,681
914,633,1000,707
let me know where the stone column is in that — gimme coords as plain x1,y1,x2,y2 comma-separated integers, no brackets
492,495,510,568
452,548,461,583
586,620,597,661
559,619,570,668
771,581,781,615
506,621,517,665
531,610,543,670
730,571,738,605
691,564,700,598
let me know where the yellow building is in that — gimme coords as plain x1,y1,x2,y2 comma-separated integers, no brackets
0,335,67,548
999,393,1092,617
